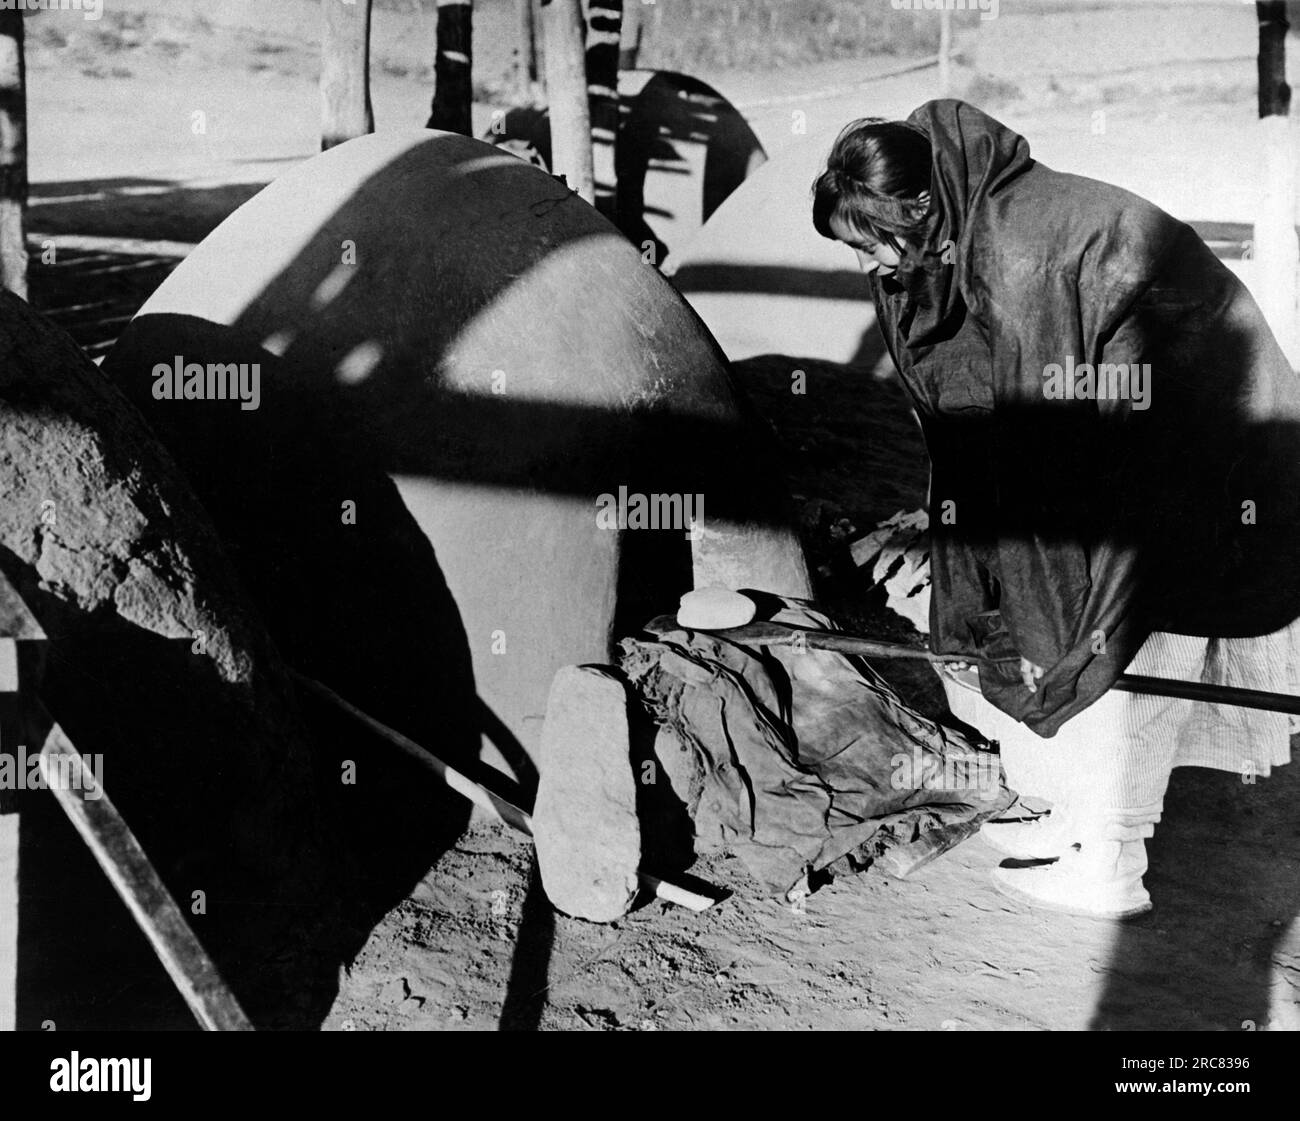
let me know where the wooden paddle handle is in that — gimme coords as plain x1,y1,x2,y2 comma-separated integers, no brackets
1113,673,1300,716
682,619,1300,716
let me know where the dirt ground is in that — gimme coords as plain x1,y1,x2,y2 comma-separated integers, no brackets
21,2,1300,1031
321,764,1300,1032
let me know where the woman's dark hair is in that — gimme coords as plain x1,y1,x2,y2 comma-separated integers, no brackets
812,118,933,253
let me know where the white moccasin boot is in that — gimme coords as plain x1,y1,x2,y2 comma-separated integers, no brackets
990,817,1154,919
980,808,1079,860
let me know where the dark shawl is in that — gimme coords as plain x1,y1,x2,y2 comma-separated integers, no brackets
870,99,1300,736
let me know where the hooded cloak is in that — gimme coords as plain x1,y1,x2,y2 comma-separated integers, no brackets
870,99,1300,735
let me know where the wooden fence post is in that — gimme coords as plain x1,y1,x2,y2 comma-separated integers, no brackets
586,0,622,220
516,0,539,102
540,0,595,204
619,0,642,70
938,9,953,96
0,7,28,300
428,0,474,134
1254,0,1300,364
321,0,375,151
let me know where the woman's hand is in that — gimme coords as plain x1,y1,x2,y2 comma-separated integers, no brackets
942,658,1044,690
939,659,973,683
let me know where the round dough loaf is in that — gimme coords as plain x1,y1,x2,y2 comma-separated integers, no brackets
676,587,756,630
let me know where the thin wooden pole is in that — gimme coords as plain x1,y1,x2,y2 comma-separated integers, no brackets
1258,0,1291,117
1114,673,1300,714
0,656,21,1032
428,0,474,134
320,0,375,151
0,6,27,300
0,806,13,1032
291,671,717,912
619,0,642,71
586,0,622,220
677,618,1300,717
938,9,953,97
540,0,595,204
516,0,538,100
1254,0,1299,364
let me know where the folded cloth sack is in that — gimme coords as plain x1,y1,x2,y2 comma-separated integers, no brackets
620,596,1015,897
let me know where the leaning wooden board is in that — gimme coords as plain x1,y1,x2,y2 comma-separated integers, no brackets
38,722,253,1032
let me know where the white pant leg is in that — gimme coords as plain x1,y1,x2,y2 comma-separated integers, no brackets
941,631,1210,825
1070,630,1210,826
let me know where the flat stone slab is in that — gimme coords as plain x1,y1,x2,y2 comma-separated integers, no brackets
533,666,640,923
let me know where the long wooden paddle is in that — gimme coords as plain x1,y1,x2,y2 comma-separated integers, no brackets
645,617,1300,717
